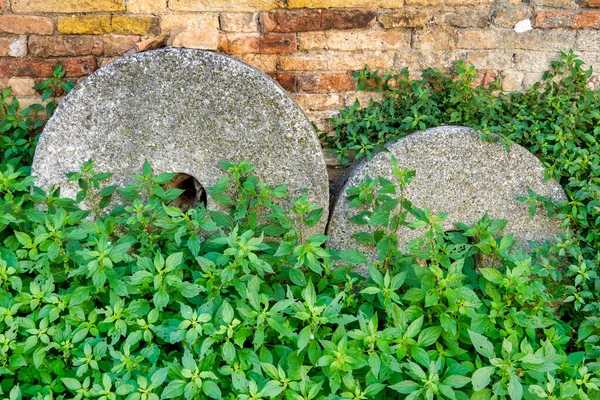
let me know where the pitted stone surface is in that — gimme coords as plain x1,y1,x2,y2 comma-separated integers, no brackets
327,126,566,273
32,48,329,233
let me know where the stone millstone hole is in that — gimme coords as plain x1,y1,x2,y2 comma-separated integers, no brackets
163,173,207,211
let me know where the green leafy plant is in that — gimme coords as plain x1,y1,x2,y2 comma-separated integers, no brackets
1,53,600,400
322,50,600,364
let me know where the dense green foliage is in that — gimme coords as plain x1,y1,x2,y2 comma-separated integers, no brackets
321,50,600,341
0,55,599,400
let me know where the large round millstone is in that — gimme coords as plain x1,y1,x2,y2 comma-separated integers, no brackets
32,48,329,232
327,126,566,271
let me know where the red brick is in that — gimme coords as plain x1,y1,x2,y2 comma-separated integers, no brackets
29,36,103,57
588,0,600,6
0,15,54,35
261,9,376,33
220,33,259,54
104,35,140,55
536,11,600,29
134,35,166,53
259,33,296,53
297,72,355,93
574,12,600,28
268,72,297,91
0,57,98,78
0,36,27,57
474,71,498,88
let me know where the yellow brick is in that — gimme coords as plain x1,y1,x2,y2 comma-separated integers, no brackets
169,0,283,12
127,0,167,13
111,15,158,35
288,0,402,7
160,14,219,33
13,0,124,13
57,16,112,35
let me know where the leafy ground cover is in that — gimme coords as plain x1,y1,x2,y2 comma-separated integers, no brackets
0,53,599,400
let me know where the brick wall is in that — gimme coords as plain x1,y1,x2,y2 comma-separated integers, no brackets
1,0,600,135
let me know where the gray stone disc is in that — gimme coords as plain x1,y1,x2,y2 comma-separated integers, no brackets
327,126,566,272
32,48,329,232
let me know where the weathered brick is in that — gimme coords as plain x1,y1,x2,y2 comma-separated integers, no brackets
168,28,219,50
0,77,36,96
442,8,490,28
0,57,97,78
537,11,600,29
12,0,124,13
457,29,575,51
111,16,158,35
335,51,397,70
29,35,103,57
299,30,410,51
492,6,530,28
0,16,53,35
233,53,277,71
307,111,336,134
293,93,344,110
0,36,27,57
98,57,120,67
262,9,376,32
395,51,422,69
268,72,297,91
170,0,283,12
160,14,219,33
405,0,492,5
57,16,112,35
297,72,355,92
477,71,498,88
288,0,402,7
278,51,395,71
220,33,259,54
457,50,513,70
259,33,296,53
522,72,543,88
345,91,384,107
297,31,327,49
133,35,166,53
103,35,140,55
379,11,433,28
0,0,6,13
588,0,600,6
414,28,454,51
531,0,577,7
576,30,600,51
279,53,330,71
512,51,559,72
15,97,55,115
127,0,167,13
501,70,524,92
220,13,258,32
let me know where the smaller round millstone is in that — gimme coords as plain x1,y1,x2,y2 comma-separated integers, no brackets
31,48,329,233
327,126,566,274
